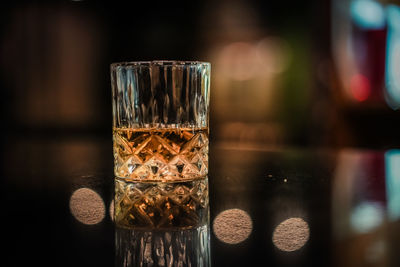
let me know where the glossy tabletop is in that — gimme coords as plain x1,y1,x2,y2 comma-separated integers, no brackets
3,136,400,267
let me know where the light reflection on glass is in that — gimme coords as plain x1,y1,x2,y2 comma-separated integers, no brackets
272,217,310,252
212,208,253,244
385,149,400,221
69,187,105,225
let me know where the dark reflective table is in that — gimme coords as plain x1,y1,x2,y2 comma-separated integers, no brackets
3,136,400,266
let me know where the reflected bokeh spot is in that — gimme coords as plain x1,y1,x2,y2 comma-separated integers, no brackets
272,217,310,252
213,208,253,244
69,188,105,225
351,202,384,233
385,149,400,221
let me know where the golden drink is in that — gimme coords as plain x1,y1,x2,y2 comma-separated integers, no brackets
114,177,209,229
113,127,209,181
113,127,209,228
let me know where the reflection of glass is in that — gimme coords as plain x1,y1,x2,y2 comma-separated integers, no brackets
115,225,210,267
115,209,210,267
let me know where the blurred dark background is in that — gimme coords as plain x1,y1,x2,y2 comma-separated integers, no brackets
1,0,399,148
2,2,400,266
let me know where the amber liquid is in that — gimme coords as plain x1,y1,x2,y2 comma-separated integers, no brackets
113,127,209,181
114,177,209,229
113,127,209,228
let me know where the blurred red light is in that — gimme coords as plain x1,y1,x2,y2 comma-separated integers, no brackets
350,74,371,102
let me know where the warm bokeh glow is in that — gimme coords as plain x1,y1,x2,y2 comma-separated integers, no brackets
217,38,290,82
213,208,253,244
69,188,105,225
272,217,310,252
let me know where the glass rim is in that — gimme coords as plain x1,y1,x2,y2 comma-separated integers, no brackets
110,60,210,69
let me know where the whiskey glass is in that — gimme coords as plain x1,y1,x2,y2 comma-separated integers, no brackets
111,61,211,229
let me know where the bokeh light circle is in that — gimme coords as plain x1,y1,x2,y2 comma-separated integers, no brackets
213,208,253,244
272,217,309,252
69,188,105,225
